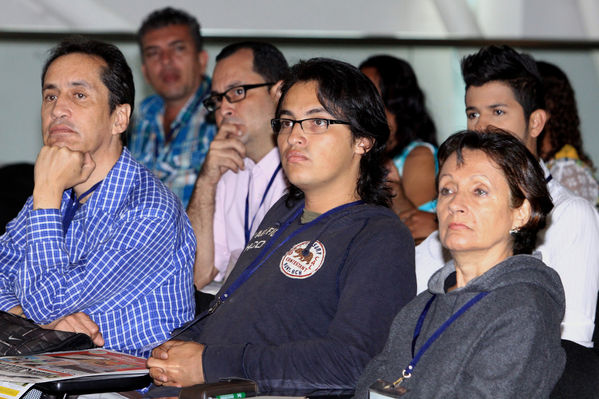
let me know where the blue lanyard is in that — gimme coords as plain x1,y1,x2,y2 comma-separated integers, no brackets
393,291,489,387
244,163,282,245
62,180,103,235
172,199,364,338
222,199,362,308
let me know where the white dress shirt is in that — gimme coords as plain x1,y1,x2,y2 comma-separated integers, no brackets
212,147,287,282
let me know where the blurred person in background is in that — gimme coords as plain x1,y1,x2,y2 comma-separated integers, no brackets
536,60,598,205
130,7,216,208
360,55,438,242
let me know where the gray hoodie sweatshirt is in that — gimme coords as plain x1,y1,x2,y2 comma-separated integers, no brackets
354,254,565,398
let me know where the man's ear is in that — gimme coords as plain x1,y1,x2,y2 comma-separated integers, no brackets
111,104,131,136
269,80,284,103
198,50,209,76
355,137,374,155
528,109,548,139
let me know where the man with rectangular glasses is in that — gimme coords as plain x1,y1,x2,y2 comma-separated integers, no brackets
187,41,289,293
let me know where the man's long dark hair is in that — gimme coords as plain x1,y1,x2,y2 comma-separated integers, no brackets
276,58,392,208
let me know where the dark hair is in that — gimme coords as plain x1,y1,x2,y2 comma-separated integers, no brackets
42,36,135,118
137,7,203,52
536,61,594,168
276,58,391,207
359,55,437,157
437,129,553,255
216,41,289,83
461,45,545,122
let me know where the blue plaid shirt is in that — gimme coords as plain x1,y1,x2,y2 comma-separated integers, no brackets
0,148,196,358
129,78,217,208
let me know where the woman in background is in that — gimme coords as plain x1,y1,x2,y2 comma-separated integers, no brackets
536,60,598,205
360,55,438,241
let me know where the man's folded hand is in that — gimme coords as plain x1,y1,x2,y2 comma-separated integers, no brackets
42,312,104,346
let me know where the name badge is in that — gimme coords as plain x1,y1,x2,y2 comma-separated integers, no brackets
368,379,408,398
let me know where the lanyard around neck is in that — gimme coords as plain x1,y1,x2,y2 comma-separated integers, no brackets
224,199,362,307
62,180,103,235
244,163,282,245
390,291,489,388
171,199,364,339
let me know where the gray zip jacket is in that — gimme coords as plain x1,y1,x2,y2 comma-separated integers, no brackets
354,254,566,398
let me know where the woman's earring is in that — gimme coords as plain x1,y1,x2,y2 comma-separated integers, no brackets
509,227,520,236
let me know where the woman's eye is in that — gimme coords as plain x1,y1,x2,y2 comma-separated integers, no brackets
474,188,488,196
439,187,452,196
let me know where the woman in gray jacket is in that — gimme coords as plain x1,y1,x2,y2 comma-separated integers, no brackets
354,130,565,398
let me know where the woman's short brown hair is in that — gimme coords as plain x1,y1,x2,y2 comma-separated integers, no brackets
437,129,554,254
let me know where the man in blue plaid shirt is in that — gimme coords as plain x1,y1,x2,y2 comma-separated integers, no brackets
0,37,195,358
129,7,217,208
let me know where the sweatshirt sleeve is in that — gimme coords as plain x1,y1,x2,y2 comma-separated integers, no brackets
202,217,416,395
459,298,566,398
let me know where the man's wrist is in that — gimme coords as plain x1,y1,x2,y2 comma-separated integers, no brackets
197,166,223,188
32,186,64,210
189,177,218,209
7,305,25,317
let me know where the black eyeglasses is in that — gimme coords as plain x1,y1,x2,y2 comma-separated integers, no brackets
203,83,274,111
271,118,351,135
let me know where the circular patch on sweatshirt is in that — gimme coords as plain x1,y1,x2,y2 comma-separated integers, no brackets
280,240,326,279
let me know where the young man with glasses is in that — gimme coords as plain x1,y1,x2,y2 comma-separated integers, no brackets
187,42,289,292
147,57,415,397
129,7,216,208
